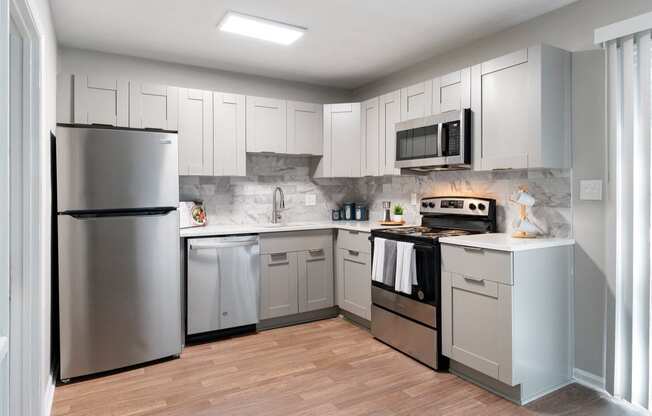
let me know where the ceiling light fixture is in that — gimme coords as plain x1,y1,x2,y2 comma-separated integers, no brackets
218,11,306,45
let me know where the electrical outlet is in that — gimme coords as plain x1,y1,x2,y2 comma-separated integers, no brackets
305,193,317,206
579,180,602,201
410,193,418,205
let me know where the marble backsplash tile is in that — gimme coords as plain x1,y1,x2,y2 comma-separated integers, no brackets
180,155,572,238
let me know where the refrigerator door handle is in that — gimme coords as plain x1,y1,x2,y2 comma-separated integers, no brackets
63,207,177,219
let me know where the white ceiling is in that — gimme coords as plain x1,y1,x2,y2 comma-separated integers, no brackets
51,0,578,89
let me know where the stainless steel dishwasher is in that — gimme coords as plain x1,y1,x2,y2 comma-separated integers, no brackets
186,235,260,336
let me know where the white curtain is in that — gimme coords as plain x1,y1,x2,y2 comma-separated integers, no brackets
606,30,652,410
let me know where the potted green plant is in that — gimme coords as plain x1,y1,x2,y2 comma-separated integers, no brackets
391,204,404,222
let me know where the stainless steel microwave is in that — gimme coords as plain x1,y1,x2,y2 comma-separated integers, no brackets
394,108,471,171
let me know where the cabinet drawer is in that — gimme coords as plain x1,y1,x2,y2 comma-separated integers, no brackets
441,244,512,285
337,229,371,254
260,230,332,254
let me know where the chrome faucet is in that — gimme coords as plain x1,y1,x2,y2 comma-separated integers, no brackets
272,187,285,224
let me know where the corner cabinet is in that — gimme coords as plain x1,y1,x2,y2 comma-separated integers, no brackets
316,103,362,178
361,97,380,176
178,88,213,176
287,101,323,155
335,230,372,321
246,96,287,153
129,82,178,130
441,242,572,404
213,92,246,176
472,45,571,170
259,231,334,320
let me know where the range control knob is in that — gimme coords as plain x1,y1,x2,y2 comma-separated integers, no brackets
469,203,477,210
478,203,486,211
421,202,428,208
428,202,435,208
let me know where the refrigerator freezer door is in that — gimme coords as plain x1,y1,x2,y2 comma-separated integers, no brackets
58,210,182,379
56,126,179,212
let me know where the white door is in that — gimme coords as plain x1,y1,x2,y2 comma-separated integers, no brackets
400,80,432,121
178,88,213,176
129,82,179,130
379,90,401,176
213,92,246,176
337,249,371,320
361,97,380,176
473,49,530,170
73,74,128,126
287,101,322,155
432,68,471,114
246,96,287,153
324,103,361,178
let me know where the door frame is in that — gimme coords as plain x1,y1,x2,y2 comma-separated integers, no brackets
2,0,44,414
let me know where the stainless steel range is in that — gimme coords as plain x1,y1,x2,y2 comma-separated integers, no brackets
370,196,496,370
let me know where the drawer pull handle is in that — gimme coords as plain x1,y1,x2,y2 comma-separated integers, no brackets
348,250,360,256
308,249,324,256
463,276,485,283
463,246,484,253
349,230,359,235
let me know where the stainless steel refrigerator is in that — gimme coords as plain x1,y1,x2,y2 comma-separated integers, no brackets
55,125,182,380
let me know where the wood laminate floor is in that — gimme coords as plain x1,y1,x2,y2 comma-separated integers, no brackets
53,318,644,416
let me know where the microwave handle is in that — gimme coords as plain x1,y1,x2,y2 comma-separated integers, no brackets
438,123,446,157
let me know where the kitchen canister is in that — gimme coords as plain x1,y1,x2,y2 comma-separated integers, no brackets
355,204,367,221
343,202,355,221
331,208,341,221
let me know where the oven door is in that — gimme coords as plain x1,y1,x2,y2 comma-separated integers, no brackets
370,238,440,304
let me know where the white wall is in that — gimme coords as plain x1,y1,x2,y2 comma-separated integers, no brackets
352,0,652,381
29,0,57,413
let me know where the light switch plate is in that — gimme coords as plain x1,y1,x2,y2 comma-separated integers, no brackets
305,193,317,206
579,180,603,201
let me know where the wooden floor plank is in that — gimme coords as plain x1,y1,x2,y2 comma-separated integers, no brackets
53,317,643,416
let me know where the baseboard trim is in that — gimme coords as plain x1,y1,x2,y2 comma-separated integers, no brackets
44,373,55,416
573,368,606,394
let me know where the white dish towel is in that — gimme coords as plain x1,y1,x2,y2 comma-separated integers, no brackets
395,241,417,295
371,238,386,283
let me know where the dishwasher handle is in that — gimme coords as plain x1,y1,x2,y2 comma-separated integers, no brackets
189,239,258,250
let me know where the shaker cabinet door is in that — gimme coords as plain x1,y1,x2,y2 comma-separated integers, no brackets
432,68,470,114
361,97,380,177
73,74,128,127
379,90,401,175
260,252,298,319
214,92,246,176
323,103,362,178
298,249,334,312
246,96,287,153
400,80,432,121
287,101,323,155
337,249,371,320
129,82,179,130
178,88,213,176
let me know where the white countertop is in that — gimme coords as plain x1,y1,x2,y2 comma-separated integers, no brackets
439,233,575,252
180,221,414,238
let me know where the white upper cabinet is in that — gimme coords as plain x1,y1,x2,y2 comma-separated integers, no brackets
400,80,432,121
213,92,246,176
361,97,380,176
246,96,287,153
317,103,361,178
287,101,323,155
178,88,213,176
379,90,401,176
129,82,178,130
73,74,128,126
472,45,570,171
432,68,471,114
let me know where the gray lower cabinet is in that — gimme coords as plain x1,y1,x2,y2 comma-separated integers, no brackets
298,248,333,312
337,249,371,320
441,242,572,404
260,252,299,319
259,230,334,320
